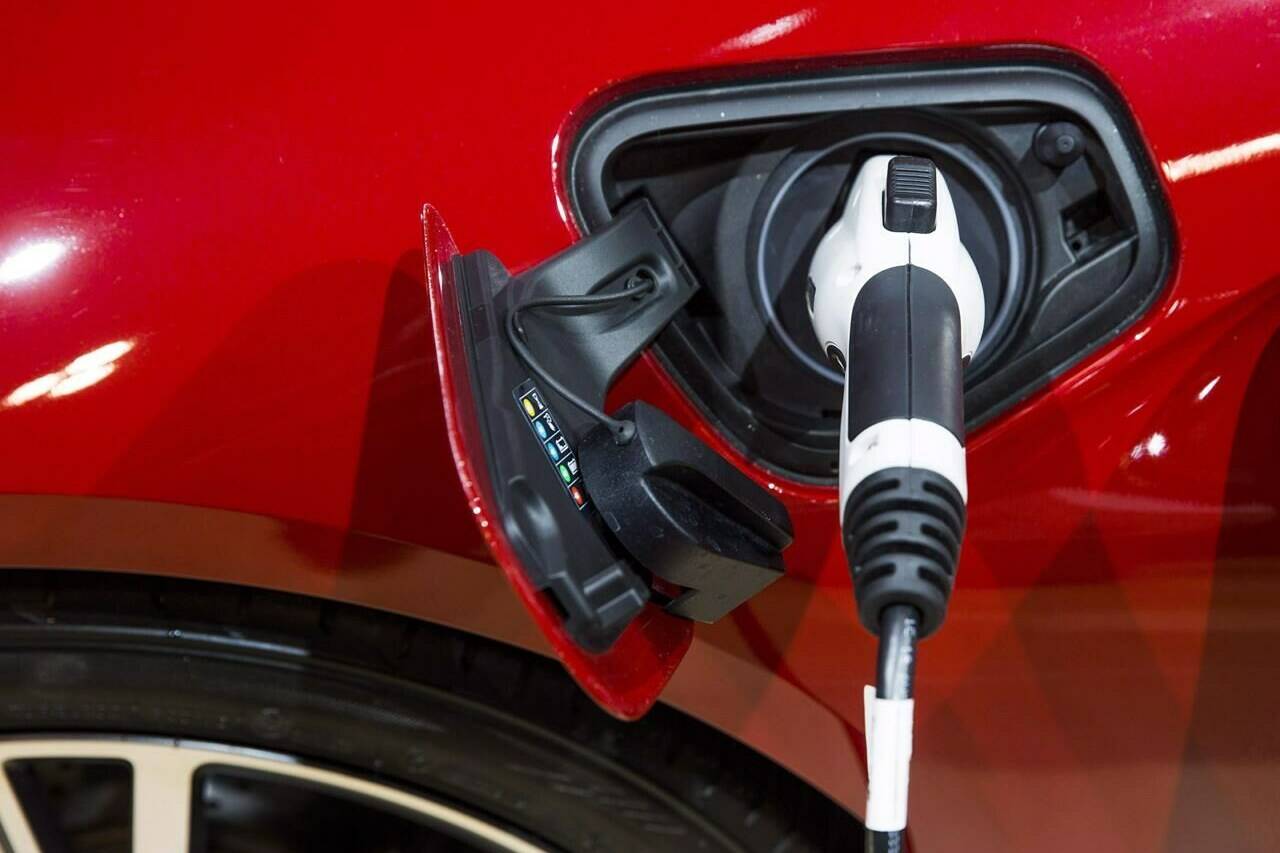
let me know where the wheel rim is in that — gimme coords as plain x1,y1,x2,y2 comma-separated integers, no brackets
0,737,546,853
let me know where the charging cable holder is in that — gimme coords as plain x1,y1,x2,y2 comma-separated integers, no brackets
451,199,792,652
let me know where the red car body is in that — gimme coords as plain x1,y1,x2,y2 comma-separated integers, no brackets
3,3,1279,850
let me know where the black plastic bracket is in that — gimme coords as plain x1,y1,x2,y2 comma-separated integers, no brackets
511,201,700,408
579,402,793,622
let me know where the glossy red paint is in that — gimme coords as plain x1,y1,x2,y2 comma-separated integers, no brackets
2,3,1279,851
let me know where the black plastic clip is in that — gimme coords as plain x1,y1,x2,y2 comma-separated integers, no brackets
579,402,793,622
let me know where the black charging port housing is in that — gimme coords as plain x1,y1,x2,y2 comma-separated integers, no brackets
570,61,1173,483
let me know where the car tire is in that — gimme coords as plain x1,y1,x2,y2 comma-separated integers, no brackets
0,570,859,852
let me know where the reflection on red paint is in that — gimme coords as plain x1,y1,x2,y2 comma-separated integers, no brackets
0,238,71,286
4,340,134,407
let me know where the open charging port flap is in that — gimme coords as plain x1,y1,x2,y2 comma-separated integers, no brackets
424,200,793,717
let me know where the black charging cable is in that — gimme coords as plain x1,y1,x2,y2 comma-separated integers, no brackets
506,273,657,445
867,604,919,853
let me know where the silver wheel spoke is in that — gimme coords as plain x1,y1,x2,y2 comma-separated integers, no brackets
0,737,545,853
0,764,40,853
129,744,200,853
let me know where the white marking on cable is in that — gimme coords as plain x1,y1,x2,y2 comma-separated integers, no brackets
864,685,915,833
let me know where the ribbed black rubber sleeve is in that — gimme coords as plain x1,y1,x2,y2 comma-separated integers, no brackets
842,467,966,638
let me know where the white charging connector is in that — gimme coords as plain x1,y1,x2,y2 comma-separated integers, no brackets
808,155,985,846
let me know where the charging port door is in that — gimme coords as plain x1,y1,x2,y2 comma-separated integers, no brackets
423,204,694,719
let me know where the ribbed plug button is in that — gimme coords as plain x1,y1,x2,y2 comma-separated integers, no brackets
883,156,937,234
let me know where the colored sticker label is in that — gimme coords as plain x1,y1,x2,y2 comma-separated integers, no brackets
536,411,558,435
513,381,589,511
519,389,546,419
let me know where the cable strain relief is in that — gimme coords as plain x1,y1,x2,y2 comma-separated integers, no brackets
843,467,966,638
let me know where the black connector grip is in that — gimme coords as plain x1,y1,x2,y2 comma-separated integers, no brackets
847,264,964,443
842,467,966,638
